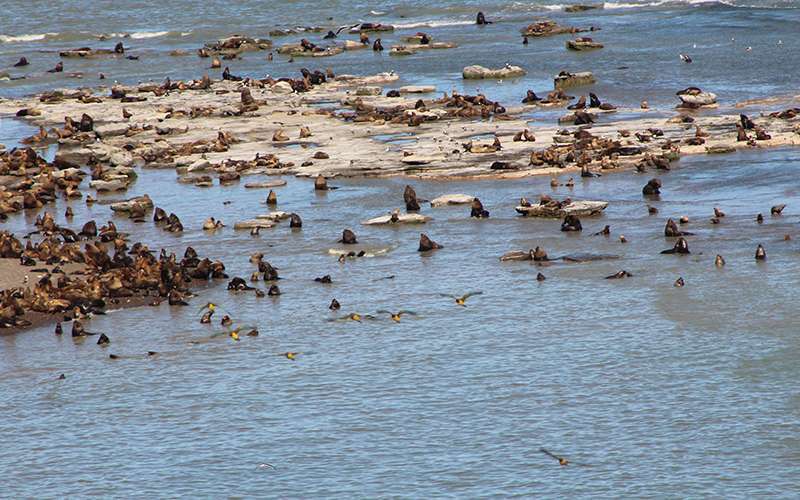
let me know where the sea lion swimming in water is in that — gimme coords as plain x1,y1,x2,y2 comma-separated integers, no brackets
373,39,383,51
561,215,582,232
476,11,491,25
605,270,632,279
661,237,690,255
470,198,489,218
665,218,692,237
643,178,661,196
593,225,610,236
714,207,726,218
315,275,332,284
715,254,726,267
329,298,341,310
289,213,302,228
340,229,357,244
47,62,63,73
266,190,278,205
14,57,29,67
404,185,420,212
267,285,281,296
522,90,541,104
97,333,110,345
755,244,766,261
536,272,546,281
674,277,685,288
114,42,124,54
771,204,786,216
418,233,442,252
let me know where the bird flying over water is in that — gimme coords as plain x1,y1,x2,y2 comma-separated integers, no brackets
439,291,483,306
376,310,418,322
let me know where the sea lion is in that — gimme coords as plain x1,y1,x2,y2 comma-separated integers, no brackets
360,33,369,45
418,233,442,252
561,215,582,232
674,277,685,288
665,218,692,237
756,213,764,224
714,207,726,218
267,285,281,296
79,220,97,238
55,322,63,335
315,275,332,284
404,185,421,212
324,30,337,39
661,237,690,254
593,225,610,236
200,310,213,324
47,62,63,73
289,213,302,228
314,174,329,191
266,190,277,205
329,298,341,310
71,320,86,337
755,244,766,261
114,42,124,54
470,198,489,218
736,124,748,142
373,39,383,51
740,114,755,130
771,204,786,216
533,246,549,261
536,272,546,281
755,127,771,141
522,90,541,104
476,11,491,25
619,235,627,243
523,36,529,45
65,206,74,219
642,178,661,196
14,57,29,67
715,255,725,267
567,96,586,110
97,333,110,345
340,229,358,244
605,270,632,279
220,315,233,327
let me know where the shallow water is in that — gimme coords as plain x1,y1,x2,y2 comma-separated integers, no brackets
3,1,800,496
2,111,800,495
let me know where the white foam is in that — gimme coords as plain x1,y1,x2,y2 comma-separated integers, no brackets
0,32,58,43
393,19,475,29
129,31,171,39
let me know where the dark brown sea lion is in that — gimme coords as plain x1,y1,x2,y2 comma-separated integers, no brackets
14,57,29,67
47,61,63,73
373,39,383,51
661,237,690,254
771,204,786,216
418,233,442,252
315,275,332,284
97,333,110,345
114,42,124,54
340,229,357,244
756,213,764,224
674,277,685,288
404,185,421,212
55,322,63,335
561,215,582,232
642,178,661,196
470,198,489,218
522,90,541,104
289,213,302,228
605,270,632,279
740,114,755,130
267,285,281,296
665,218,692,237
266,190,277,205
329,298,341,310
536,272,546,281
476,11,491,25
755,244,766,261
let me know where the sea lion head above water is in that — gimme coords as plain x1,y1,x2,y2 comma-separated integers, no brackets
642,178,661,196
340,229,357,245
755,244,766,261
661,237,690,255
470,198,489,218
561,215,582,232
418,233,442,252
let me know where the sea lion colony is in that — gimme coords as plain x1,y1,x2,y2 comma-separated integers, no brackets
0,11,798,338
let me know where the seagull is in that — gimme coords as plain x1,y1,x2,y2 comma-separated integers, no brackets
679,53,692,63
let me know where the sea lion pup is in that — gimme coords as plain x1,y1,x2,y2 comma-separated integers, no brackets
522,90,542,104
404,185,421,212
373,39,383,51
14,57,29,67
315,275,332,284
299,125,312,138
47,61,63,73
470,198,490,218
55,322,63,335
605,270,632,279
756,213,764,224
114,42,124,54
661,237,690,255
771,204,786,216
97,333,110,345
340,229,358,244
476,11,491,25
266,190,278,205
664,218,693,237
267,285,281,296
755,127,771,141
567,95,586,110
536,272,546,281
642,178,662,196
674,277,685,288
329,298,341,310
715,254,726,267
289,213,302,228
740,113,755,130
714,207,726,218
314,174,329,191
418,233,442,252
755,244,767,261
561,215,582,232
736,124,748,142
202,217,224,230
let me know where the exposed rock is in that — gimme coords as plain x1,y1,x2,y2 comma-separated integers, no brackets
463,65,526,80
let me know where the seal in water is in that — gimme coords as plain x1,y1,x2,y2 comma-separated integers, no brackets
470,198,490,218
561,215,582,232
605,270,632,279
715,255,725,267
665,218,693,237
289,213,302,228
661,237,690,254
47,61,63,73
329,298,341,310
674,277,685,288
404,185,421,212
13,57,29,67
536,272,546,281
755,244,766,261
642,178,661,196
373,39,383,51
340,229,358,244
476,11,492,25
418,233,442,252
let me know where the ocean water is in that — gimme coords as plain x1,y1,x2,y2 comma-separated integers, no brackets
2,1,800,497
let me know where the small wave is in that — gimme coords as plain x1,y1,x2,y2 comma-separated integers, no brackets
129,31,171,39
393,19,475,29
370,10,386,15
0,32,59,43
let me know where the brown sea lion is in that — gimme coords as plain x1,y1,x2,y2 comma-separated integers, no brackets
289,213,302,228
661,237,690,254
314,174,329,191
674,277,685,288
470,198,490,218
536,272,546,281
715,255,725,267
561,215,582,232
771,204,786,216
404,185,420,212
14,57,29,67
642,178,661,196
605,270,632,279
340,229,358,244
665,218,692,237
266,190,277,205
418,233,442,252
755,244,766,261
373,39,383,51
329,298,341,310
476,11,491,25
